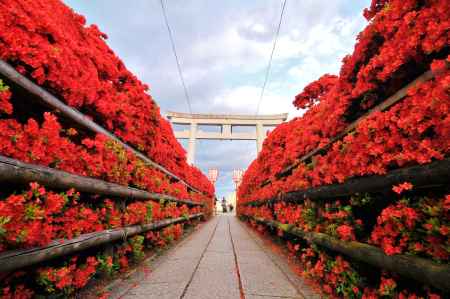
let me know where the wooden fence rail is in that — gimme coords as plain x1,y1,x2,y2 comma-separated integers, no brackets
261,69,436,187
0,59,205,195
248,216,450,293
244,158,450,207
0,213,203,273
0,155,204,207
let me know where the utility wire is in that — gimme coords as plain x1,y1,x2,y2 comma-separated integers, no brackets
159,0,193,114
255,0,287,115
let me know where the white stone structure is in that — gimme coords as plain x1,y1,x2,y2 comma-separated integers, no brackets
166,112,288,165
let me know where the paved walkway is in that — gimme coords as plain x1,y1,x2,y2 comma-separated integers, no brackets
112,215,319,299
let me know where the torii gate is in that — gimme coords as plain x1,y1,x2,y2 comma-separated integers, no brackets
167,112,288,165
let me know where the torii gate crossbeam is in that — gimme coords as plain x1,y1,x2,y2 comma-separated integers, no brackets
167,112,288,165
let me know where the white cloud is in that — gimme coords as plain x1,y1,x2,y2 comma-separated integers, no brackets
211,85,288,114
189,28,271,74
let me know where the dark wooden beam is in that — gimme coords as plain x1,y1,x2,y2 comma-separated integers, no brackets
245,158,450,207
0,213,203,273
0,155,203,207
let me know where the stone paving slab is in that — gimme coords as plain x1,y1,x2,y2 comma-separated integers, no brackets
207,233,233,252
142,259,199,283
183,256,240,299
120,217,219,299
125,282,185,299
228,218,300,298
238,258,300,298
237,220,322,299
197,252,236,271
167,247,204,260
182,216,241,299
114,215,319,299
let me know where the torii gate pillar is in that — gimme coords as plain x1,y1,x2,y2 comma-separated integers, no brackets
256,123,265,153
187,122,197,165
167,112,288,165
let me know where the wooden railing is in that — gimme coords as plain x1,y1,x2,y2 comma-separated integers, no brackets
0,59,206,195
246,216,450,293
261,69,436,187
0,214,203,273
0,155,204,207
0,60,212,275
243,158,450,206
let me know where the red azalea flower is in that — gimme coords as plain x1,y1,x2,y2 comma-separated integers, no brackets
336,224,355,241
392,182,413,194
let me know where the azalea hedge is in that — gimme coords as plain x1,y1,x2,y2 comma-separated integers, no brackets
0,0,213,196
238,0,449,298
0,183,202,253
238,0,449,202
241,191,449,298
245,216,446,299
0,183,199,298
0,0,215,297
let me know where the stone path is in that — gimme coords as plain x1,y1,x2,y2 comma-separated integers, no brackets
113,215,319,299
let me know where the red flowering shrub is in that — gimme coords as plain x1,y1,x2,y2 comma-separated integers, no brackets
240,63,449,203
370,201,419,256
0,0,214,196
162,224,184,243
0,92,213,202
100,200,123,229
145,224,184,248
0,211,198,298
0,109,212,198
0,284,34,299
0,80,12,115
0,183,204,253
274,201,318,232
296,245,363,298
371,196,449,262
0,1,213,297
293,74,338,109
336,224,355,242
0,184,79,250
239,0,450,203
37,256,98,294
238,2,449,297
392,182,414,194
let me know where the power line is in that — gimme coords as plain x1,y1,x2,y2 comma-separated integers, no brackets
159,0,193,114
255,0,287,115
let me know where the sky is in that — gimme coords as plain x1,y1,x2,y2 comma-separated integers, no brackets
64,0,371,198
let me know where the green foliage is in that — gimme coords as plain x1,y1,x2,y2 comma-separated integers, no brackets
36,272,55,294
182,212,190,221
0,216,10,238
302,206,317,229
350,193,374,207
130,235,145,261
145,203,153,222
97,253,118,276
0,79,9,92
